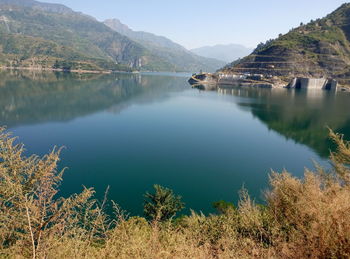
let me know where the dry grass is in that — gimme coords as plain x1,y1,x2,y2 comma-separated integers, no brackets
1,127,350,258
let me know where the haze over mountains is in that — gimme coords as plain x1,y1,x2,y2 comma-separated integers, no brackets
0,0,225,72
104,19,225,72
190,44,253,63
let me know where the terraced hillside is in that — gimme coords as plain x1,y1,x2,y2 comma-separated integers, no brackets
221,3,350,84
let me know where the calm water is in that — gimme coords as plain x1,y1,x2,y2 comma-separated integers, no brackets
1,70,350,215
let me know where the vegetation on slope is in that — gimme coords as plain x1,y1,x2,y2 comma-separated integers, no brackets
0,32,133,71
0,0,176,72
221,3,350,83
1,127,350,258
104,19,225,72
0,0,224,72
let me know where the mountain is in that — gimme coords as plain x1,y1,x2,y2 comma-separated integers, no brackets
221,3,350,85
0,0,178,72
190,44,253,63
0,0,74,14
104,19,225,72
104,19,186,51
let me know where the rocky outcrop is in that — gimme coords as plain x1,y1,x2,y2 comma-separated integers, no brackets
189,72,277,89
188,73,218,85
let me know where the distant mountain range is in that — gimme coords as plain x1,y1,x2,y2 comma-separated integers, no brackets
0,0,224,72
0,0,73,14
221,3,350,84
104,19,225,72
190,44,253,63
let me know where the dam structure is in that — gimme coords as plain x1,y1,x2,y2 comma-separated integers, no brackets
286,78,337,91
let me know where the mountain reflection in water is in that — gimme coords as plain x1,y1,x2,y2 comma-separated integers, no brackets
1,71,349,215
214,86,350,158
0,71,189,128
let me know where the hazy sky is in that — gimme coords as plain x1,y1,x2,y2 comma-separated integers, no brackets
43,0,348,49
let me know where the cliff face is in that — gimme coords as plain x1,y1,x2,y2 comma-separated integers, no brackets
221,3,350,84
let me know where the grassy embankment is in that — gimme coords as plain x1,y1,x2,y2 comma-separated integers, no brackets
0,127,350,258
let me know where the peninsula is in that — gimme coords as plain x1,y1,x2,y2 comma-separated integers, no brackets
190,3,350,91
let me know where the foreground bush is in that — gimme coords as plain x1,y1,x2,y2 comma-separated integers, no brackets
0,127,350,258
144,184,185,222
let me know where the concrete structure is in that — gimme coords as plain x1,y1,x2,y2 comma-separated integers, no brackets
189,73,338,91
286,78,337,90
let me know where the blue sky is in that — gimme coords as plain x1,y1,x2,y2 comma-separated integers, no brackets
43,0,348,49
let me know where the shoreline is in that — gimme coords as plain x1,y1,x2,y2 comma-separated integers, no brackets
0,66,192,75
189,72,344,91
0,66,125,74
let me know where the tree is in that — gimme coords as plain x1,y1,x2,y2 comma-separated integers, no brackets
61,61,72,72
143,185,184,222
53,60,60,69
212,200,235,214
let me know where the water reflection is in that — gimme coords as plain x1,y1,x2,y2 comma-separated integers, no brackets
0,71,188,128
2,71,350,159
216,86,350,158
0,71,344,215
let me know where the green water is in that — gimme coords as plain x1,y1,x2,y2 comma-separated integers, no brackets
1,70,350,215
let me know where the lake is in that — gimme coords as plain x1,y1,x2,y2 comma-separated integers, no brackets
1,70,350,215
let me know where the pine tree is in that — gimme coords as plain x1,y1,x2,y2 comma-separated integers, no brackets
143,185,184,222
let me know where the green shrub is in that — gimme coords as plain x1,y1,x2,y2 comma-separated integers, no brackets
212,200,235,214
143,185,185,222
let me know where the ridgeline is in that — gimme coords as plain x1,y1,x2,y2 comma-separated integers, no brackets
0,0,223,73
221,3,350,86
